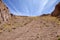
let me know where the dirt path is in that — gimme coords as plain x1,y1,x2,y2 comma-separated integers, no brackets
0,16,60,40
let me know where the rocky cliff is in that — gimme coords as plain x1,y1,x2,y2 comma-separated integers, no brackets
0,0,60,23
0,0,60,40
0,0,11,23
51,2,60,17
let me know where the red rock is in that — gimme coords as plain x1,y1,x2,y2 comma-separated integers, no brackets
51,2,60,17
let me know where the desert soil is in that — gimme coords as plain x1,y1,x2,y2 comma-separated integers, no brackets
0,16,60,40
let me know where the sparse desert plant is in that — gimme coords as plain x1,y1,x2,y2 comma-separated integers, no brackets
58,38,60,40
57,35,60,40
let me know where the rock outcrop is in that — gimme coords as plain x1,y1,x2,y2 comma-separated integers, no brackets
0,0,11,22
51,2,60,17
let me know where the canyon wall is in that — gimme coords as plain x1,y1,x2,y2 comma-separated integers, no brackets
0,0,11,22
51,2,60,17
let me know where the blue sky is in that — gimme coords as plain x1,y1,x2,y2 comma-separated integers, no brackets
2,0,60,16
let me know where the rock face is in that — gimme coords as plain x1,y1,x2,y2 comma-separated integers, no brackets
0,0,11,22
51,2,60,17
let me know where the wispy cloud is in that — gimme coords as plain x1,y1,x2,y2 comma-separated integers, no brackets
3,0,59,16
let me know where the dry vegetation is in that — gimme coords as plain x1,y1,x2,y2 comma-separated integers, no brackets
0,0,60,40
0,15,60,40
0,15,60,32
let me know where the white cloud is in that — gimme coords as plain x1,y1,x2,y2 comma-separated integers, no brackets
3,0,59,16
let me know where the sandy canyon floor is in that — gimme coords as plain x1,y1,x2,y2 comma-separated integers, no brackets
0,15,60,40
